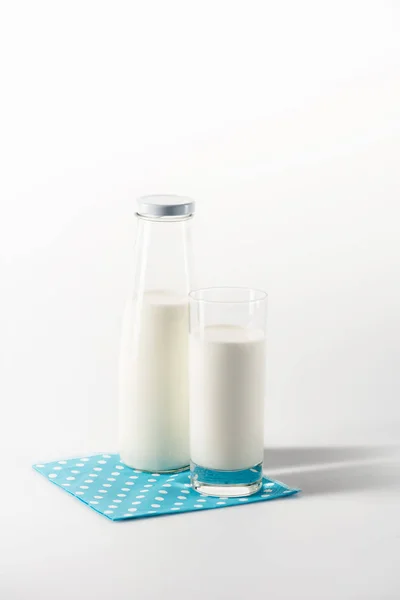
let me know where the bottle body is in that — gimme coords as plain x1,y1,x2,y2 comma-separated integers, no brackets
119,203,193,472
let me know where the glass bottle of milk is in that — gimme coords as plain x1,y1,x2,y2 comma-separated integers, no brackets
119,195,195,472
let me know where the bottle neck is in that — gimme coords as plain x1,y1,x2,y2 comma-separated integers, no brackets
132,214,194,297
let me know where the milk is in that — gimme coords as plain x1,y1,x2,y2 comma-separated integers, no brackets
190,325,266,471
119,290,190,472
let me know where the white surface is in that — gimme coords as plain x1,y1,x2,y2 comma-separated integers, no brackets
1,1,400,598
2,447,400,600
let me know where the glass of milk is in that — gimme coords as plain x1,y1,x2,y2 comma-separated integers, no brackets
189,287,267,496
119,196,195,473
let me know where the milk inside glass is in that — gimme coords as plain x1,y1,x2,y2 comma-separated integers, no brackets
190,325,266,471
119,290,190,472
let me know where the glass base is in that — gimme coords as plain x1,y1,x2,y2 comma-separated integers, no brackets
190,461,263,497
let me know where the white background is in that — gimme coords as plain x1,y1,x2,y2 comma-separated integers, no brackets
1,2,400,599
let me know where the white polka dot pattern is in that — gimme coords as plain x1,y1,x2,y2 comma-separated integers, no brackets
33,454,299,521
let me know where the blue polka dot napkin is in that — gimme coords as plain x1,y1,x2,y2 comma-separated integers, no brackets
33,453,300,521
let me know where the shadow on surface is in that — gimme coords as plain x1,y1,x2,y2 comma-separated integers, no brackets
263,446,400,496
271,460,400,496
263,445,398,470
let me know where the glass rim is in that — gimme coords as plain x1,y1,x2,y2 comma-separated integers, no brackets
189,286,268,304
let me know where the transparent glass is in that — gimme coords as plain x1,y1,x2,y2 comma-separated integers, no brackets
189,287,267,496
118,211,194,473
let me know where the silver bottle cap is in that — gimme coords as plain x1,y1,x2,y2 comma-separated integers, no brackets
136,195,195,218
